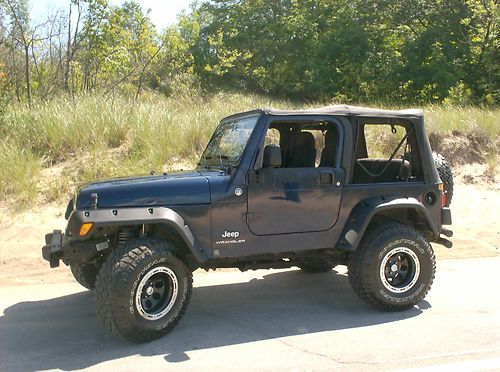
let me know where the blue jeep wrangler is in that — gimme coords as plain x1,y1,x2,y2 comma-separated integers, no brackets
43,105,453,342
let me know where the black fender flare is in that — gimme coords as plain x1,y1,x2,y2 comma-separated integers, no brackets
337,196,439,251
67,207,208,263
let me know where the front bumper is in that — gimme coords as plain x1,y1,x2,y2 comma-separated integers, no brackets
42,230,109,268
42,230,64,268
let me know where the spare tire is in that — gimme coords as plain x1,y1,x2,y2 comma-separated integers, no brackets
433,152,453,206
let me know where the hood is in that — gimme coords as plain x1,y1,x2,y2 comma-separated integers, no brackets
76,171,210,209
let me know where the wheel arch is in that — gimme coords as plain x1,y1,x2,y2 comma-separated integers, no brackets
337,196,439,251
71,207,208,265
147,222,201,271
112,221,202,271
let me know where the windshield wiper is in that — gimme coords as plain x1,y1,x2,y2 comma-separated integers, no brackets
198,155,222,170
199,154,236,173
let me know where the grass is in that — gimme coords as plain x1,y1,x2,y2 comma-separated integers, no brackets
0,92,498,209
423,104,499,137
0,140,40,208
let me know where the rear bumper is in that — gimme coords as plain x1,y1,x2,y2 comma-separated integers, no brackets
434,207,453,248
441,208,452,225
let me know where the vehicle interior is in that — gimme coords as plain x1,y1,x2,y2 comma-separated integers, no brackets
263,121,341,169
260,119,423,184
352,120,423,184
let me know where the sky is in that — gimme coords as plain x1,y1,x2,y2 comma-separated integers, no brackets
30,0,193,30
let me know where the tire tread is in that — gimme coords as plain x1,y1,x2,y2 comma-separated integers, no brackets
95,238,193,343
348,222,436,311
70,262,99,290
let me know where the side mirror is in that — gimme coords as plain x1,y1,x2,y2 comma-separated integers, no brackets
263,144,281,168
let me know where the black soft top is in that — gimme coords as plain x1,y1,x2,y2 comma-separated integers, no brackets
222,105,424,121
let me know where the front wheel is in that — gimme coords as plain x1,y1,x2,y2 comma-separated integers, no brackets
70,262,99,290
95,238,193,343
348,222,435,311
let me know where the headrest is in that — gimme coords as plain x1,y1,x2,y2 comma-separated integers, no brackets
325,129,337,146
298,131,315,147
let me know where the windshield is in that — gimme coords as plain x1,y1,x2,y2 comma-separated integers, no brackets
198,116,259,170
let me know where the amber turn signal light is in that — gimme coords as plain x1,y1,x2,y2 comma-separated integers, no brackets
79,222,94,236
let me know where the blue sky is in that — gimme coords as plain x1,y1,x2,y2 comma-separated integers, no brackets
30,0,193,30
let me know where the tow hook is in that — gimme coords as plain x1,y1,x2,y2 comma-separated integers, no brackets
441,228,453,237
436,237,453,248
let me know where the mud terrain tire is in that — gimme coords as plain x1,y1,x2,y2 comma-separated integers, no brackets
70,262,99,290
95,238,193,343
433,152,453,206
348,222,435,311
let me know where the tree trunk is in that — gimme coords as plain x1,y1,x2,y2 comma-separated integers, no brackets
24,45,32,107
15,78,20,103
64,2,72,92
135,40,167,101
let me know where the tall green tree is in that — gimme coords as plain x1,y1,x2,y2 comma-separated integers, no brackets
189,0,498,103
1,0,33,105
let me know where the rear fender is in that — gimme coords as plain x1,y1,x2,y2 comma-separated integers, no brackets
336,196,439,251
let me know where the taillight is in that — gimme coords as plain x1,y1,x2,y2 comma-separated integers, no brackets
437,183,446,207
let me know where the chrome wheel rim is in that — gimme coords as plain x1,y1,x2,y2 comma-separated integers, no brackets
380,247,420,293
135,266,178,320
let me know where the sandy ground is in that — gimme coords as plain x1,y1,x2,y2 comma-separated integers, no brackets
0,183,498,286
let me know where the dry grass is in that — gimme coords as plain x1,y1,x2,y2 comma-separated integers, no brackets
0,92,498,209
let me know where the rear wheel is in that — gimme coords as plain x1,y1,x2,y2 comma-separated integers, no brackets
70,262,99,290
95,238,192,343
348,222,435,311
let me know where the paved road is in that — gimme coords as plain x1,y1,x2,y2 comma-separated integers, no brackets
1,257,499,371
